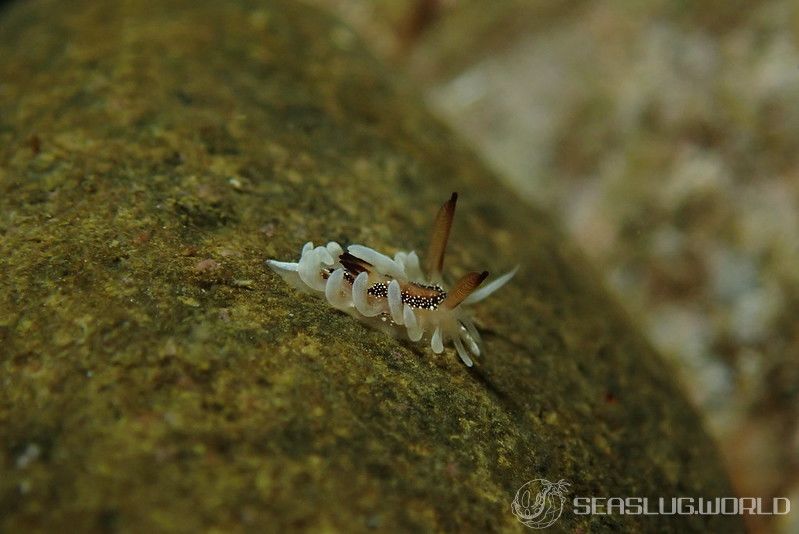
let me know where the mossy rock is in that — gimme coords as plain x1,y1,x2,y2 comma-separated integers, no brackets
0,0,742,532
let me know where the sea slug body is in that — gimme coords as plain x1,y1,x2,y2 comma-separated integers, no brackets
266,193,517,366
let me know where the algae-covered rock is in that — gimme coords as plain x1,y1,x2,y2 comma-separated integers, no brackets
0,0,743,532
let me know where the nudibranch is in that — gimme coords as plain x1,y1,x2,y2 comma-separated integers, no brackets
266,193,517,366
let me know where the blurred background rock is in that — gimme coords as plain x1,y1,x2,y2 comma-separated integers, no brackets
310,1,798,532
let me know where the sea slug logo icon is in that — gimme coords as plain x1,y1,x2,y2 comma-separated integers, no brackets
512,478,571,529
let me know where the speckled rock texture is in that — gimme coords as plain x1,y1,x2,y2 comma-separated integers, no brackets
319,3,798,531
0,1,743,532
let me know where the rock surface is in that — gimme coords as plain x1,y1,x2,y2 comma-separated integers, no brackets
0,0,742,531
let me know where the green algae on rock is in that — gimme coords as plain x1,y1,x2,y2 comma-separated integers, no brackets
0,0,742,532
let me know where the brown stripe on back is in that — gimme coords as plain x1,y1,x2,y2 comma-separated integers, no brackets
402,282,447,309
401,281,444,299
338,252,373,275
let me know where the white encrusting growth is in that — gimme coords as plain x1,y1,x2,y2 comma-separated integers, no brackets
266,192,516,366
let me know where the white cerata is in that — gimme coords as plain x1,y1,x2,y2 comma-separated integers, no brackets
266,193,517,366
